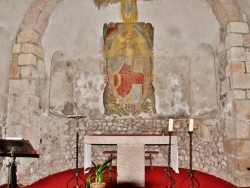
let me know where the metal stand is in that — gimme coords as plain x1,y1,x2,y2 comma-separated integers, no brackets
158,131,175,188
180,131,200,188
6,156,17,188
67,114,86,188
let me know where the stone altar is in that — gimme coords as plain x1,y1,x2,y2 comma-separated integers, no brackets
84,134,178,187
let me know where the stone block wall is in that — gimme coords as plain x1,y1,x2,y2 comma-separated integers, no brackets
1,112,236,185
9,116,231,185
220,21,250,186
0,111,232,186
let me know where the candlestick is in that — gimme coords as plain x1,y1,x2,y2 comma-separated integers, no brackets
66,113,86,188
157,131,175,188
189,119,194,132
180,131,200,188
168,119,174,132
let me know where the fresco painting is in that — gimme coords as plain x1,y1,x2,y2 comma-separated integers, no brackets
103,22,156,116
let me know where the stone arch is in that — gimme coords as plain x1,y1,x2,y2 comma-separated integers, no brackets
10,0,244,91
190,43,218,118
11,0,244,98
205,0,242,26
14,0,67,114
18,0,243,45
21,0,65,36
6,0,245,120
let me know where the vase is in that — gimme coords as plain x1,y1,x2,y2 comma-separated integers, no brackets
90,182,106,188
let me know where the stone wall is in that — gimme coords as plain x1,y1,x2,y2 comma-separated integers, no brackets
220,21,250,186
9,116,232,185
83,118,231,182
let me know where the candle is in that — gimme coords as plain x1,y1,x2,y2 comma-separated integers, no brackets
168,119,174,132
189,119,194,132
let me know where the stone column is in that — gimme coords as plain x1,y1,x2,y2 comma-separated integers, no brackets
7,29,45,183
223,21,250,186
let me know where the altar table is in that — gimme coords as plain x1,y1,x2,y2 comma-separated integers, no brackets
84,134,178,187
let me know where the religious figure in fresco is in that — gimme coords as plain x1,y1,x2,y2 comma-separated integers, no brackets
103,22,156,116
107,31,144,99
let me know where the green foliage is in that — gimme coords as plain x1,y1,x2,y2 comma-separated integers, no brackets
85,158,117,188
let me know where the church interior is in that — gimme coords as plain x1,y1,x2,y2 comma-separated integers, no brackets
0,0,250,187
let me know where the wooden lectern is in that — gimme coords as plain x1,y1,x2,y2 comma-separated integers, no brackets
0,139,39,188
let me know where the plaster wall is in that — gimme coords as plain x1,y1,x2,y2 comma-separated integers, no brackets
42,0,220,117
0,0,250,187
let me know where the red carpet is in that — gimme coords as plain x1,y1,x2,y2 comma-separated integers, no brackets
0,167,248,188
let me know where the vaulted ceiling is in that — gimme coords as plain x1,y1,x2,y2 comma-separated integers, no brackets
237,0,250,24
93,0,250,25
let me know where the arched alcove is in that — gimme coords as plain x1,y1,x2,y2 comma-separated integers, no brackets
190,43,218,118
49,51,74,115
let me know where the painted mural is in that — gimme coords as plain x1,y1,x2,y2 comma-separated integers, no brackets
103,22,156,116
